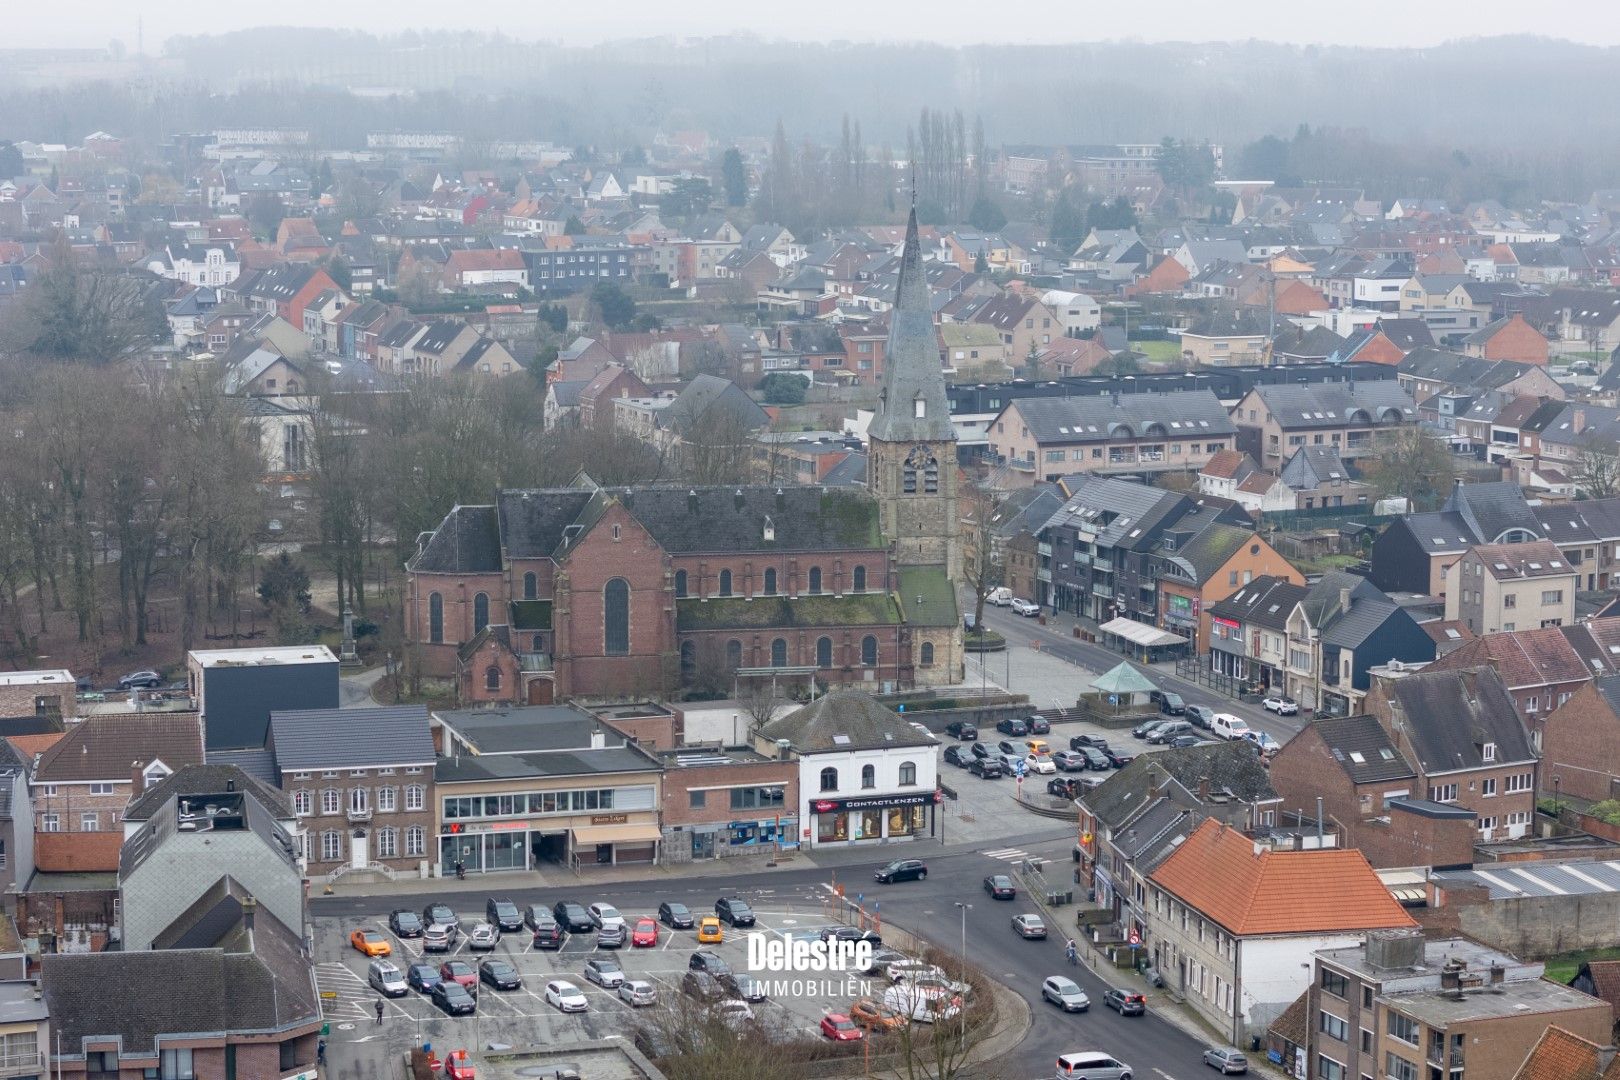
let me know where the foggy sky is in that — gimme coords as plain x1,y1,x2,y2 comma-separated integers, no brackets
15,0,1620,53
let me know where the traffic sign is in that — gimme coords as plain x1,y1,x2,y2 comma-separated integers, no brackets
1128,929,1141,947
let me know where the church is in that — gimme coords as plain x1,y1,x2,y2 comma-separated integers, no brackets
403,208,964,703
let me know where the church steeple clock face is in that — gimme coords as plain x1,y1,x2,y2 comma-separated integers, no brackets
903,445,939,494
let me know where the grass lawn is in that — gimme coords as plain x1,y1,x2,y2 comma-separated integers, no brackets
1132,340,1182,364
1542,945,1620,985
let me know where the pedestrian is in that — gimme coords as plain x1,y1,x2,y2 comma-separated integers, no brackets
1065,937,1079,965
375,997,385,1025
455,859,465,880
317,1038,326,1067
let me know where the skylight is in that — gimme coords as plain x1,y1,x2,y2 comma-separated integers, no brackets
1379,749,1395,760
1348,751,1366,763
832,735,851,745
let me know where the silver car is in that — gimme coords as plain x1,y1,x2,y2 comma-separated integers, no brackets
1202,1046,1248,1074
367,959,408,998
1040,975,1089,1012
466,922,499,950
618,979,658,1007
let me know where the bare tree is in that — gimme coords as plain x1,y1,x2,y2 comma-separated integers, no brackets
1570,430,1620,498
960,483,1006,635
1363,426,1456,511
737,678,788,732
679,404,761,486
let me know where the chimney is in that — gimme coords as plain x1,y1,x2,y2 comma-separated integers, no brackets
241,895,257,933
1147,766,1163,800
226,778,235,792
734,489,745,511
1197,776,1211,800
590,727,606,750
688,490,699,514
131,759,143,791
1339,586,1352,612
1573,409,1586,435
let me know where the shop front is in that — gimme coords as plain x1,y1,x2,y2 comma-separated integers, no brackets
808,790,939,847
1208,617,1249,680
436,780,662,875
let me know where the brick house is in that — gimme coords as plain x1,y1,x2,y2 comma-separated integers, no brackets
987,390,1237,484
1444,540,1577,635
30,714,204,871
0,671,76,721
1364,665,1538,842
656,745,798,861
268,705,435,879
1540,675,1620,803
968,293,1062,362
577,363,650,428
1231,381,1417,471
1267,715,1478,868
1464,312,1550,364
1425,623,1599,735
1152,521,1302,652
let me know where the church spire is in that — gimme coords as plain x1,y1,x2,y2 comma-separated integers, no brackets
869,204,953,444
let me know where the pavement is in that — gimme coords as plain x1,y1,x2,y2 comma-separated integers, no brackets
338,665,386,708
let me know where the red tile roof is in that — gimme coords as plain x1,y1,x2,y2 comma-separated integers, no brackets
1201,449,1253,480
1149,819,1415,936
1431,626,1589,689
1512,1025,1608,1080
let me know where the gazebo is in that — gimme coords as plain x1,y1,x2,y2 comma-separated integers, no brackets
1088,661,1159,711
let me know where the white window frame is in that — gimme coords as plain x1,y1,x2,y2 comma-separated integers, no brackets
377,786,396,813
405,826,425,856
321,789,341,815
405,785,425,811
320,830,342,862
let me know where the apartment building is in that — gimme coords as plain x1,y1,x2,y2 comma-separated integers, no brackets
1444,540,1577,635
987,390,1237,484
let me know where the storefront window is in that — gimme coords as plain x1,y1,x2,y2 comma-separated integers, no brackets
888,807,915,836
852,809,883,840
486,831,527,871
441,834,481,875
817,812,848,843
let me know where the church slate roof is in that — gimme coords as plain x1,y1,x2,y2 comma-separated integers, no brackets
869,207,955,444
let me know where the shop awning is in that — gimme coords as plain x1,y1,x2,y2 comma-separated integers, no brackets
570,823,663,845
1098,617,1187,649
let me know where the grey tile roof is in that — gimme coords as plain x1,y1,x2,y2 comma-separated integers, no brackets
657,375,769,437
1040,477,1187,550
35,714,203,784
1081,740,1278,830
612,486,882,555
1300,571,1382,629
1441,481,1541,544
408,504,501,574
1010,390,1236,443
435,746,658,783
1208,576,1309,631
497,489,596,559
1383,665,1537,773
1310,716,1415,784
820,451,868,488
1252,381,1415,430
126,763,291,822
435,705,620,754
1397,511,1477,554
268,706,433,772
760,690,936,754
1321,598,1404,650
1280,445,1353,489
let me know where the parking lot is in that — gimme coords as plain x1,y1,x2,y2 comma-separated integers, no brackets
314,890,923,1059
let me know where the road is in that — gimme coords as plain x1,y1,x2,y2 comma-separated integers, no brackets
974,604,1304,745
312,837,1225,1080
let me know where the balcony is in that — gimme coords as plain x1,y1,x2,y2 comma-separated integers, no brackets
1074,551,1092,567
346,806,372,823
1,1054,46,1078
1091,584,1114,600
1037,542,1052,558
1426,1046,1465,1071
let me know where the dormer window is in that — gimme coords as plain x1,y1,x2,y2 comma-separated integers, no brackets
1482,742,1497,763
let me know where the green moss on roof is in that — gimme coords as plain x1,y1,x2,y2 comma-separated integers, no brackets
819,491,882,548
509,600,553,631
677,593,901,632
899,566,959,626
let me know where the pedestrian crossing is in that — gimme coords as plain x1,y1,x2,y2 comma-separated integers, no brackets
314,961,381,1021
982,847,1031,861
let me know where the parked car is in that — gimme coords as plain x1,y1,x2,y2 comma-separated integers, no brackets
1077,746,1113,770
1212,714,1254,740
388,910,423,938
583,956,625,989
722,972,768,1002
368,959,408,997
1026,714,1051,734
1052,749,1087,772
587,903,626,930
443,1051,474,1080
1133,719,1170,740
350,930,391,957
970,741,992,759
1203,1047,1249,1074
995,717,1028,737
1169,735,1208,748
485,898,523,933
1148,721,1193,744
1261,695,1298,716
820,925,882,947
1184,704,1215,729
631,918,659,947
1024,753,1058,775
1048,776,1084,799
1108,749,1135,768
874,858,927,883
423,903,459,931
117,670,163,690
996,752,1024,773
544,980,588,1013
422,924,453,953
1054,1051,1131,1079
820,1013,864,1041
715,897,756,927
595,923,627,948
1243,730,1282,755
849,996,906,1032
1070,734,1111,751
479,959,522,991
860,948,910,976
1041,976,1090,1012
996,739,1020,756
1010,598,1040,616
658,901,694,929
1151,689,1186,715
431,981,477,1016
1103,987,1146,1015
618,980,658,1007
681,971,726,1001
1011,914,1048,939
529,912,563,949
983,874,1016,900
945,721,978,740
465,923,499,951
688,951,732,976
552,902,594,933
438,961,478,993
969,758,1004,779
406,962,441,994
944,745,973,768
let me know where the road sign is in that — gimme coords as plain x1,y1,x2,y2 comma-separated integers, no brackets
1128,929,1141,947
1015,760,1027,778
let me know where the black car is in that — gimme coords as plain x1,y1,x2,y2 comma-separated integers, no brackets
715,897,756,927
681,971,726,1002
1132,719,1169,739
1109,750,1136,769
422,903,459,930
983,874,1016,900
1026,715,1051,734
1078,746,1113,771
996,739,1020,756
431,981,477,1016
1150,689,1186,715
1103,988,1147,1016
1048,776,1084,799
969,741,992,760
820,925,882,947
530,914,564,950
486,898,523,933
1148,721,1193,744
943,745,972,768
874,858,927,883
944,721,978,741
1184,704,1215,729
1170,734,1207,748
479,959,523,991
995,717,1029,737
406,962,442,993
658,901,694,929
721,972,768,1002
552,901,595,934
389,910,424,938
1070,734,1111,752
688,950,732,976
969,757,1004,778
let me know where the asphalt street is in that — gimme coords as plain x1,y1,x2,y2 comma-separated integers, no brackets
974,604,1305,745
312,834,1229,1080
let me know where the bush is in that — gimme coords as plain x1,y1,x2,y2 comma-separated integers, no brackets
759,372,807,405
1587,799,1620,825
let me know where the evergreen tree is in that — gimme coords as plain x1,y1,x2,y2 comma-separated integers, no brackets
721,147,748,208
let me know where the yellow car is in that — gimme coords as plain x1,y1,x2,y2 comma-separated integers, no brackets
350,929,392,957
696,916,724,944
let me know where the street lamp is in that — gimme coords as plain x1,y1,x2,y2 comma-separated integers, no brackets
1553,774,1562,819
952,901,971,1046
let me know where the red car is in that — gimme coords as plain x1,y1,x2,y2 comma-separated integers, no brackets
631,917,659,948
444,1050,475,1080
439,960,478,993
820,1013,865,1041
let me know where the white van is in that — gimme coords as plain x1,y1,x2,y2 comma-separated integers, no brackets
884,983,961,1023
1210,714,1251,741
987,587,1013,606
1054,1050,1133,1079
367,958,408,997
